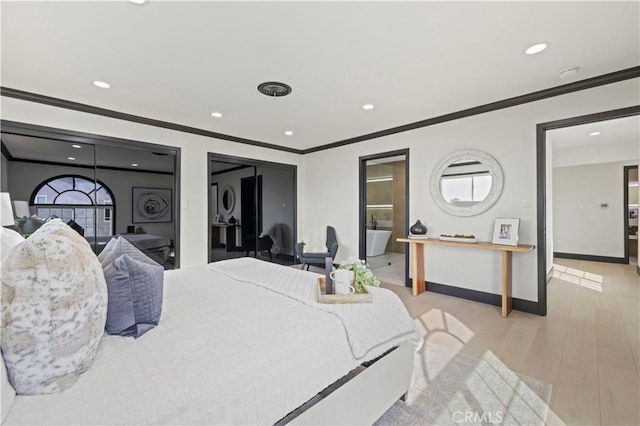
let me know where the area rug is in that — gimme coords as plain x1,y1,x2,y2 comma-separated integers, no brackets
375,342,553,426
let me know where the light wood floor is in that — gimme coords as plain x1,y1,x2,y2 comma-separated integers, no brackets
381,258,639,426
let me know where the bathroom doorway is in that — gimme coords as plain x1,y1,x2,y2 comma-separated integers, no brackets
359,149,409,287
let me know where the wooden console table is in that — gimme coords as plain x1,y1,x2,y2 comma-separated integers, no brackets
397,237,534,317
212,223,239,251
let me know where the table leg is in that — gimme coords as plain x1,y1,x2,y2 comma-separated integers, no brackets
501,251,512,317
412,242,426,296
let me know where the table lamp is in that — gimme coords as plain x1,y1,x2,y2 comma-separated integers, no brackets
1,192,15,227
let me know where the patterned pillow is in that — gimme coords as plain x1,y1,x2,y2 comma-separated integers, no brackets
103,253,164,338
1,219,107,395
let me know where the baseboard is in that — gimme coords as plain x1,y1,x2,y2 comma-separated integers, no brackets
554,252,626,264
411,280,539,315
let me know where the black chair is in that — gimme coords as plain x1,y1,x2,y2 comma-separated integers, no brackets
295,226,338,270
244,234,273,261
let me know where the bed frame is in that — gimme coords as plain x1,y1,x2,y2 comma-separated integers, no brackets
281,341,415,425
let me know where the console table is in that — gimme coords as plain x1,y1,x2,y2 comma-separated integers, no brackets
212,223,239,251
397,237,534,317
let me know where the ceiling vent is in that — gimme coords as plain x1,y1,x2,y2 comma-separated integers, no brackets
257,81,292,97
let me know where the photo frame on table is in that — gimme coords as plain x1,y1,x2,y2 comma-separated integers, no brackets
213,214,220,223
491,218,520,246
132,187,172,223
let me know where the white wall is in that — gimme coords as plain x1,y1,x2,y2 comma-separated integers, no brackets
553,160,635,258
553,140,638,168
300,78,639,302
2,78,638,300
546,144,554,274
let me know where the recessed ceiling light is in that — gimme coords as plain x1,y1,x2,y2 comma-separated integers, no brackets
72,144,82,149
524,43,547,55
129,0,146,4
93,80,111,89
131,163,139,167
211,112,223,118
284,130,293,136
589,131,601,136
362,104,375,110
67,157,76,161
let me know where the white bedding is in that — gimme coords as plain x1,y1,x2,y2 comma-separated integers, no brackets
4,258,420,425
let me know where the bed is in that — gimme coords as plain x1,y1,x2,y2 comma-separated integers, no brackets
2,257,421,425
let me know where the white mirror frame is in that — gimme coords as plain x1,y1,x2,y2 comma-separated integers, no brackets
221,185,235,215
430,149,504,217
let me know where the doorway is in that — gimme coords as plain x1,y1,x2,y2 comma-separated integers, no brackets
536,105,640,315
359,149,409,287
208,153,296,265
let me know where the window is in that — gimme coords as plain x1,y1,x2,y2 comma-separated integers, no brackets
31,175,115,237
441,174,492,204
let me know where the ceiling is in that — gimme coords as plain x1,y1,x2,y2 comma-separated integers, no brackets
1,133,176,173
1,1,639,151
549,115,640,150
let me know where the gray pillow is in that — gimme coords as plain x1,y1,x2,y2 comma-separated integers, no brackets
97,237,118,263
102,240,163,338
100,236,160,268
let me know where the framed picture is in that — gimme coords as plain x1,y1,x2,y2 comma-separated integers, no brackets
213,214,220,223
491,218,520,246
132,187,172,223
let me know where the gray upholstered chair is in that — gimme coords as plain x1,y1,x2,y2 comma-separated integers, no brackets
295,226,338,270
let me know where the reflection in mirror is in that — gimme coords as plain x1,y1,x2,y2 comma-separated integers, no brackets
221,185,235,214
431,149,503,217
440,160,492,207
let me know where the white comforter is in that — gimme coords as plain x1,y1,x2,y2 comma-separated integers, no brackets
5,258,420,425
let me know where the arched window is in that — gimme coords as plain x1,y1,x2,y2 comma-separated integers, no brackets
31,175,115,237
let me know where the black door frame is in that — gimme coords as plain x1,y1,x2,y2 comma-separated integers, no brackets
207,153,297,263
358,149,410,287
536,105,640,316
624,165,638,264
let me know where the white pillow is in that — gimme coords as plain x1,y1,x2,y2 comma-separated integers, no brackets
0,355,15,422
0,227,25,261
1,219,107,395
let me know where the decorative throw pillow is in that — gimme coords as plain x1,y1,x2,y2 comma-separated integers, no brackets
1,219,107,395
97,236,118,262
100,236,163,338
0,227,25,261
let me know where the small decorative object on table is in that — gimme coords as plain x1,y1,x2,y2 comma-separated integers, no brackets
439,234,478,243
228,216,237,225
491,218,520,246
337,258,380,294
409,220,428,235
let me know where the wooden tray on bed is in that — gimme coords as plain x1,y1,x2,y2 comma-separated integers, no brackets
318,277,372,304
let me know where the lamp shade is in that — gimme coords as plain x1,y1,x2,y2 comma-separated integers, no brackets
13,201,30,219
0,192,15,226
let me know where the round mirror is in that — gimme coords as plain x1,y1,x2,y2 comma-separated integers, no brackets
430,149,503,216
221,185,235,214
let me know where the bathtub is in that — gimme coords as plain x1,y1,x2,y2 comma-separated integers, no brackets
367,229,392,257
